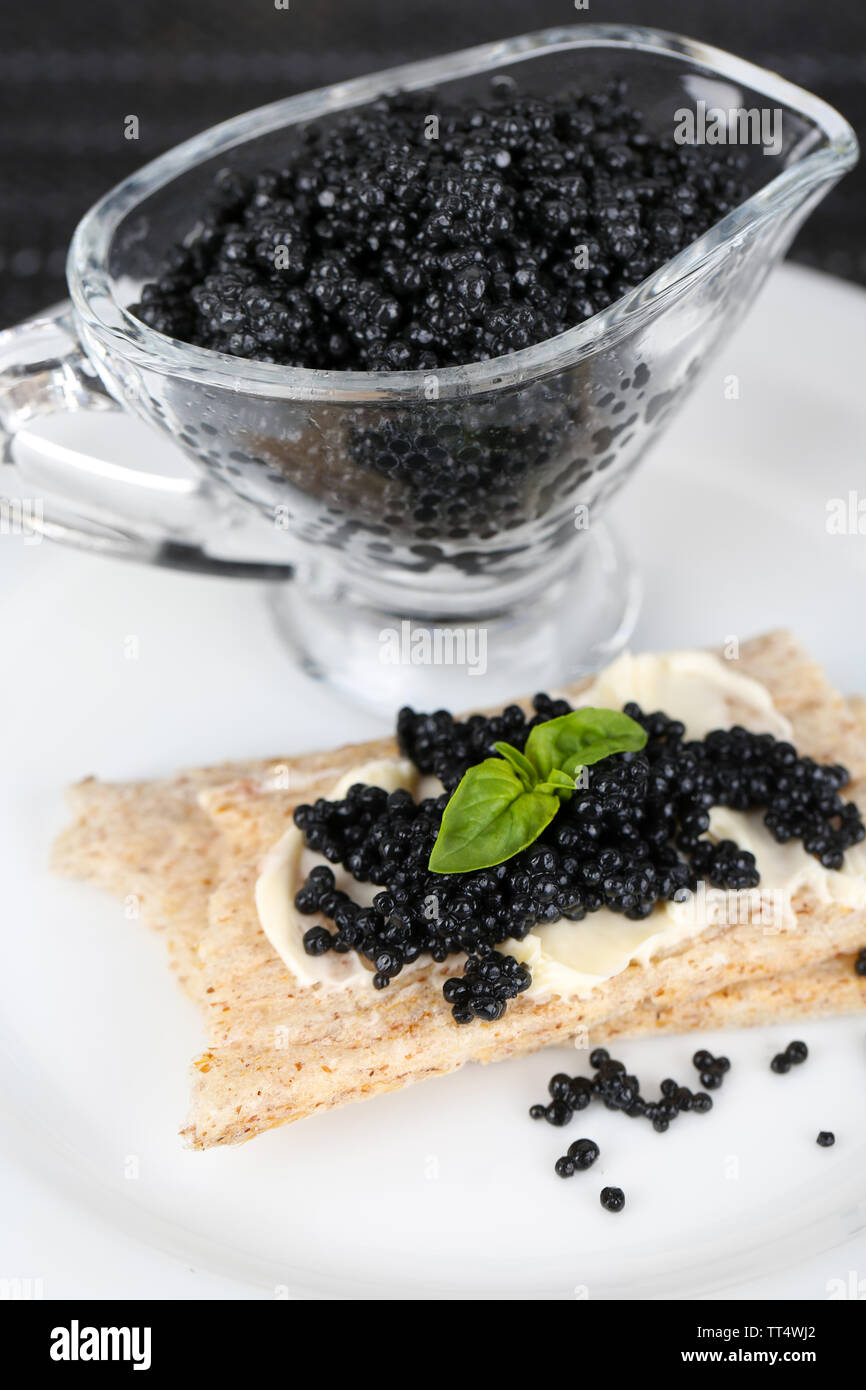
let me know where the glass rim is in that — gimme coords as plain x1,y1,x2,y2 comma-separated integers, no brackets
68,23,858,404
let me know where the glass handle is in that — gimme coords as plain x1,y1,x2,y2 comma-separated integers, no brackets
0,302,293,579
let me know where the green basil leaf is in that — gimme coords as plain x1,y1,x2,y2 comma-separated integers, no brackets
525,707,647,780
428,759,559,873
493,740,537,790
535,768,577,800
546,768,577,788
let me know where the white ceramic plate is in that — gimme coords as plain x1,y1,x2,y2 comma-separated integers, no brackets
2,263,866,1301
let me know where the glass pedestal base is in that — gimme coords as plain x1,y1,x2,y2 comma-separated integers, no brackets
268,522,641,713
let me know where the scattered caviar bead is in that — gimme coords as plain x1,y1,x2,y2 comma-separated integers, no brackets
548,1073,573,1100
529,1104,546,1120
589,1048,610,1068
533,1051,719,1148
817,1131,835,1147
771,1053,791,1074
545,1100,572,1127
855,948,866,976
693,1050,715,1070
568,1081,593,1111
555,1156,576,1177
714,1056,731,1074
567,1138,600,1169
600,1186,626,1213
592,1057,639,1111
700,1070,723,1090
786,1040,808,1064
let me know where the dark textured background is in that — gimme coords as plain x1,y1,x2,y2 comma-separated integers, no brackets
2,0,864,327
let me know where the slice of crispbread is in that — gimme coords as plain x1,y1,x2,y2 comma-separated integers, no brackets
52,632,866,1147
52,751,364,1000
601,952,866,1039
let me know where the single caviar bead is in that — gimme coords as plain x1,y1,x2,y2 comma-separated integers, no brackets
600,1186,625,1213
302,925,333,955
568,1082,592,1112
816,1131,835,1147
567,1138,600,1169
589,1048,610,1068
785,1040,808,1064
555,1156,576,1177
692,1092,713,1113
548,1072,573,1101
771,1053,791,1074
855,948,866,976
544,1100,572,1127
529,1103,546,1120
693,1049,715,1070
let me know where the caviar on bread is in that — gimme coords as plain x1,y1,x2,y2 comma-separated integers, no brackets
292,696,865,1023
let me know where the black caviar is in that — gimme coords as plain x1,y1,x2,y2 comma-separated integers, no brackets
292,694,864,1023
131,81,754,371
855,948,866,976
568,1138,600,1169
693,1049,731,1090
600,1186,626,1213
771,1039,809,1073
530,1049,714,1133
816,1130,835,1147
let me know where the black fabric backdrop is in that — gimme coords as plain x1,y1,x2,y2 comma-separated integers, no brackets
2,0,865,327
